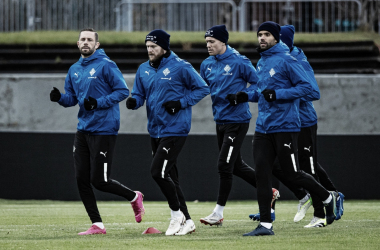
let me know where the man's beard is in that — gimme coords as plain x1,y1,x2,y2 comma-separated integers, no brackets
80,47,95,57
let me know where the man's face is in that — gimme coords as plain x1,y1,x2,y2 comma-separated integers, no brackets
77,31,99,58
146,41,166,62
257,30,277,51
205,37,226,56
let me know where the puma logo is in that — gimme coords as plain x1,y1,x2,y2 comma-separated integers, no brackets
207,67,212,72
163,147,170,154
304,146,311,152
284,143,291,149
228,136,235,142
74,73,78,78
234,100,237,105
172,108,175,113
100,151,107,157
145,70,150,75
269,94,273,99
91,105,95,109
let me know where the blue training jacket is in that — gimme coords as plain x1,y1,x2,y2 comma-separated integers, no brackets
58,49,129,135
247,42,312,133
200,45,258,124
290,46,320,128
131,51,209,138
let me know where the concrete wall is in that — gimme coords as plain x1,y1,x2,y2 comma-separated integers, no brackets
0,74,379,134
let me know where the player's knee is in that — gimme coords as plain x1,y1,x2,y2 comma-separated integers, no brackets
91,178,107,191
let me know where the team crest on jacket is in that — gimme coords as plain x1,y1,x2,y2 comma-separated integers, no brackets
269,68,276,77
163,68,170,76
90,68,96,76
222,64,233,75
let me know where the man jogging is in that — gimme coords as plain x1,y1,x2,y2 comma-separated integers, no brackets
238,21,337,236
126,29,209,236
50,28,145,235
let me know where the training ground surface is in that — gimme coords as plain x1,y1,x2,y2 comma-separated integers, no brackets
0,199,379,249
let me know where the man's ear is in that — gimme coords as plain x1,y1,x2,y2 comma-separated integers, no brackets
95,42,100,49
77,41,80,48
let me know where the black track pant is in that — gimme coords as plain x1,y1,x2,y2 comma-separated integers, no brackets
216,123,257,206
253,131,330,223
298,124,325,218
150,136,191,220
74,131,136,223
316,162,338,192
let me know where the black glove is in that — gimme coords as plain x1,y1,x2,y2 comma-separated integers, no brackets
225,94,237,106
236,91,248,103
84,96,98,111
126,97,137,109
50,87,61,102
163,100,181,115
261,89,276,102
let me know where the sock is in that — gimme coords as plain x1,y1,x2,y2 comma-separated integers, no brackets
171,209,182,218
323,194,332,204
93,222,104,229
300,193,310,203
130,192,138,202
186,219,194,225
260,222,272,229
213,204,224,217
271,208,275,213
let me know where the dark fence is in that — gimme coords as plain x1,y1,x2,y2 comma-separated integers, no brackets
1,132,379,201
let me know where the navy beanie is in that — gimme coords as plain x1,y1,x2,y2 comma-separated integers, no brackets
205,24,229,44
145,29,170,51
257,21,281,43
280,25,295,49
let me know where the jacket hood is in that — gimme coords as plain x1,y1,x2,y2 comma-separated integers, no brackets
79,49,109,65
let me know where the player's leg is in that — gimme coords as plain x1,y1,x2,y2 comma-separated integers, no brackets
150,136,187,235
74,132,106,235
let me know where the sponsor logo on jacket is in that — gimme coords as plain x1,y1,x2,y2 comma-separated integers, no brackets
222,64,233,75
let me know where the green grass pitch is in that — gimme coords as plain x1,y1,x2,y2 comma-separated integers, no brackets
1,199,379,249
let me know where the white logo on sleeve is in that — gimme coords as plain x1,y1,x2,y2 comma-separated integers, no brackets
145,70,150,76
269,68,276,77
207,67,212,72
284,143,291,149
228,136,235,142
163,147,170,154
100,151,107,157
304,146,311,152
74,73,79,78
163,68,170,76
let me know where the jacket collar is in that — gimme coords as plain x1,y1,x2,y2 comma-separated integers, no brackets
258,41,290,58
79,49,106,65
214,45,234,61
149,51,176,69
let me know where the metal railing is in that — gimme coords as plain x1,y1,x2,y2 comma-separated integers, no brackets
0,0,378,33
239,0,362,32
115,0,237,31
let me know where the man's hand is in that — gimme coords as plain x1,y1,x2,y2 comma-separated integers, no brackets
126,97,137,109
261,89,276,102
236,91,248,103
84,96,98,110
163,100,181,115
50,87,61,102
225,94,237,106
